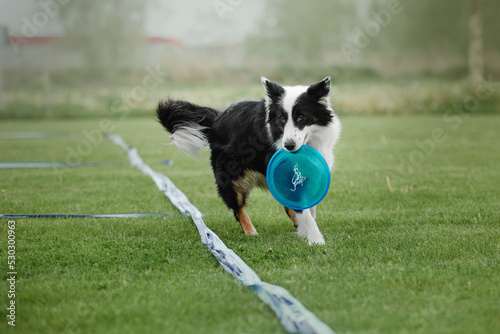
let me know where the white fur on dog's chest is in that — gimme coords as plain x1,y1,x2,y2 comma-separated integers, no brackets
305,120,340,170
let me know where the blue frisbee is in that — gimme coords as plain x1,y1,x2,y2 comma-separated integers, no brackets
266,145,331,210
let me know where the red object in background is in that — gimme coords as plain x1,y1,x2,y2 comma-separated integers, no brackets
8,35,182,47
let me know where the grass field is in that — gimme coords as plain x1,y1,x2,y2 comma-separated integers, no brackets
1,111,500,333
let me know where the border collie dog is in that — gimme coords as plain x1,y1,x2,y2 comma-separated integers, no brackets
157,77,341,245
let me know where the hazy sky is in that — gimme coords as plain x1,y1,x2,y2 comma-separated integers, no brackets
145,0,266,46
0,0,267,46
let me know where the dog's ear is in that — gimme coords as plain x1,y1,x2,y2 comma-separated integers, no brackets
261,76,285,99
307,77,331,99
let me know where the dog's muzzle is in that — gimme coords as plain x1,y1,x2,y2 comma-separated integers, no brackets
284,139,298,152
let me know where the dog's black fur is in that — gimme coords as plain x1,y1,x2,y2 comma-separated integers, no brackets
157,98,276,217
157,77,338,243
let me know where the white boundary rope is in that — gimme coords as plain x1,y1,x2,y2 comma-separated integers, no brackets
106,133,335,334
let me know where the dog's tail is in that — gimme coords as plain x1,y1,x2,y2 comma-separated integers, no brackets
156,99,220,157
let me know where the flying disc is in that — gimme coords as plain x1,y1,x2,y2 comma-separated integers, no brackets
266,145,331,210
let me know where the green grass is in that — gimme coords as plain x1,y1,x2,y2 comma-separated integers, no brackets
0,114,499,334
2,78,499,119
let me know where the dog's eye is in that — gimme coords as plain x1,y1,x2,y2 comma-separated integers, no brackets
280,116,286,123
297,114,304,121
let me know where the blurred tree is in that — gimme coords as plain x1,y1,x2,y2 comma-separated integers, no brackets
368,1,470,60
247,0,358,64
58,0,147,75
249,0,500,78
370,0,498,79
469,0,484,87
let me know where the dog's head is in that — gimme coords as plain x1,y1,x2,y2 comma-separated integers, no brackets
262,77,333,152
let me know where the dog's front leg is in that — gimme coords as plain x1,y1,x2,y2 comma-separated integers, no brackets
309,206,317,219
295,209,324,245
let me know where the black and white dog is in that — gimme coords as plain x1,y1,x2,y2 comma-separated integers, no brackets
157,77,341,245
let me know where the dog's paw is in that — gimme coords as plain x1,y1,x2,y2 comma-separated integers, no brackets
307,233,325,246
296,230,325,245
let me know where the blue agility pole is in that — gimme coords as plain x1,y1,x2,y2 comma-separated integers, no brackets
106,133,335,334
0,213,169,219
0,162,123,169
0,131,82,138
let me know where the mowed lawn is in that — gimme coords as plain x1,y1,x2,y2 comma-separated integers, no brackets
0,114,499,334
